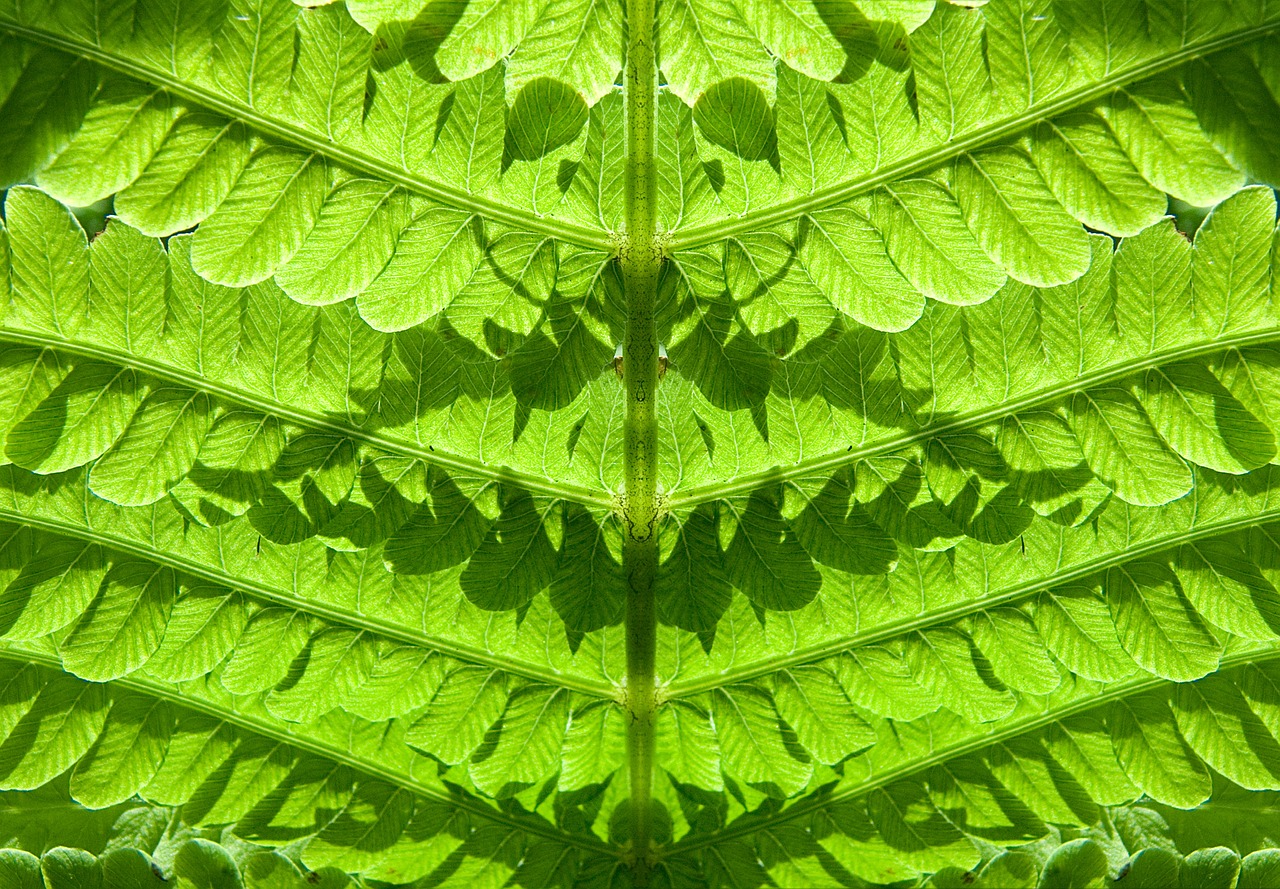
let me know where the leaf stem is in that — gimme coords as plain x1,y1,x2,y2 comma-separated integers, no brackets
622,0,661,879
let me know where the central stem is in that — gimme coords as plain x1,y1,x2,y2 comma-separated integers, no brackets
621,0,660,878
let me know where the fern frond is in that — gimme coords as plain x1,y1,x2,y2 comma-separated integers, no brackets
669,186,1280,512
659,14,1280,387
0,187,616,508
2,2,1280,885
661,650,1280,886
0,641,617,881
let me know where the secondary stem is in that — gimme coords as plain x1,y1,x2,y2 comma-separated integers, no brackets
621,0,660,878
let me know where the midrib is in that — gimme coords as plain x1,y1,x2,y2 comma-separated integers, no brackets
620,0,662,879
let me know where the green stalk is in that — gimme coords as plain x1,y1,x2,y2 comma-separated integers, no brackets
621,0,661,879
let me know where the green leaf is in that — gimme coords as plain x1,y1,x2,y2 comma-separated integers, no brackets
382,471,494,575
143,589,250,683
965,607,1061,696
867,781,979,874
1038,838,1109,889
446,232,555,345
36,79,179,209
1030,112,1167,238
40,847,103,889
505,77,588,163
506,0,623,105
0,347,64,461
300,781,413,873
190,149,329,287
693,78,777,165
1175,538,1280,642
430,0,544,83
1142,362,1275,474
0,850,41,889
469,684,569,797
1180,847,1241,889
426,65,506,195
1122,847,1182,889
4,363,140,475
459,488,558,611
777,64,854,197
1067,386,1193,507
549,506,623,634
265,628,376,723
173,839,243,889
800,208,925,332
656,699,721,791
406,667,508,766
113,114,253,238
771,667,875,766
1172,681,1280,791
1192,185,1276,338
1106,561,1222,682
355,207,481,332
0,676,109,790
59,561,176,682
1108,694,1212,808
656,505,732,633
0,50,96,188
723,491,821,611
100,848,167,889
1104,78,1245,208
1035,586,1137,682
1241,851,1280,889
789,473,897,575
904,628,1015,723
0,537,107,642
712,685,811,798
273,180,410,306
560,700,626,791
70,694,173,809
871,180,1008,305
218,608,312,696
658,0,774,104
953,146,1092,287
89,388,216,507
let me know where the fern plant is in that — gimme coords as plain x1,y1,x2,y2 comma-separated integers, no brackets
1,0,1280,886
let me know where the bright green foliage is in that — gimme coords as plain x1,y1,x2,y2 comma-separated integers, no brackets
1,782,360,887
0,0,1279,887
